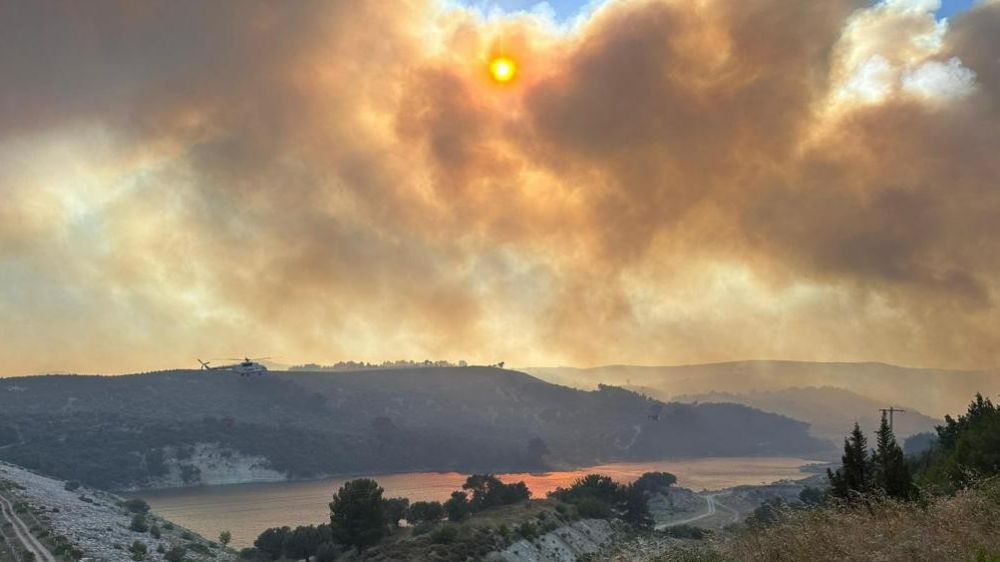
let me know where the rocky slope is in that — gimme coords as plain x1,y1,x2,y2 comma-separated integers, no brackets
486,519,615,562
0,461,233,562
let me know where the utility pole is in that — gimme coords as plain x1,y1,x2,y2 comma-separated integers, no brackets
879,407,906,430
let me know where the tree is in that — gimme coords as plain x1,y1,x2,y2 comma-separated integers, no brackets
632,472,677,495
798,486,826,506
872,413,915,499
828,423,871,500
444,491,471,522
924,394,1000,489
254,527,290,560
461,474,530,511
329,478,387,550
219,530,231,546
406,501,445,523
382,497,409,527
285,525,325,560
622,483,653,528
551,474,623,505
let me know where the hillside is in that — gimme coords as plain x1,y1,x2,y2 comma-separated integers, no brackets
0,461,232,562
0,368,825,490
671,387,940,442
524,361,1000,418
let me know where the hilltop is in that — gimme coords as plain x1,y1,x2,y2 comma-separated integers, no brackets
0,367,825,490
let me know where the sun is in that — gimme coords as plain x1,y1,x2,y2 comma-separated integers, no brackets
489,56,517,83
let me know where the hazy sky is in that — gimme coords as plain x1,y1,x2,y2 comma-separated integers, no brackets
1,0,999,375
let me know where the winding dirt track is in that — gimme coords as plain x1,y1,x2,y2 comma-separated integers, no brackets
0,492,56,562
656,493,739,529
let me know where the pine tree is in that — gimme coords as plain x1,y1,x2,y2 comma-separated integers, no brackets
828,422,871,500
329,479,388,550
872,412,915,499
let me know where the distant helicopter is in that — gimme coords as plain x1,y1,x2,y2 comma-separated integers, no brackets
198,357,269,376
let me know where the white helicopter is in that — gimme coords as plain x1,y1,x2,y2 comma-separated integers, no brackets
198,357,269,376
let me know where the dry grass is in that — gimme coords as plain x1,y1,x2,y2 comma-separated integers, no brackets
653,481,1000,562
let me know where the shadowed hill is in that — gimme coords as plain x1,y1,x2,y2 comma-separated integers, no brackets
0,367,826,490
524,361,1000,418
671,387,940,442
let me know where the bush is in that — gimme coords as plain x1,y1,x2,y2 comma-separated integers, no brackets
315,542,339,562
123,499,150,514
575,497,612,519
412,521,436,536
149,525,161,539
129,514,149,533
129,541,147,561
516,521,538,540
64,481,81,492
164,545,186,562
430,524,459,545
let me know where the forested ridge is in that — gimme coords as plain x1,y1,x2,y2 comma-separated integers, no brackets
0,367,826,489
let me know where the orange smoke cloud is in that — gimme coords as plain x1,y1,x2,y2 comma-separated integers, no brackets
1,0,999,374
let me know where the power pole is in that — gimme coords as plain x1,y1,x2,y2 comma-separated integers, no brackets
879,407,906,431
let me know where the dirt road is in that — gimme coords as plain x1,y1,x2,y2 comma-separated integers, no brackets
0,492,56,562
656,493,739,529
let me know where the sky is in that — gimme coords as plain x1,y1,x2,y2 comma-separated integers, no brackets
468,0,979,20
1,0,999,375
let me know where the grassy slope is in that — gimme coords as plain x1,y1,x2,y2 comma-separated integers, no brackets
646,480,1000,562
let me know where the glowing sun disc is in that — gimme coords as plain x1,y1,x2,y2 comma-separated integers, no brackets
489,56,517,83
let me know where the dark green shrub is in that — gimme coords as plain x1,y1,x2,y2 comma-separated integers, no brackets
129,514,148,533
430,524,459,544
123,499,150,514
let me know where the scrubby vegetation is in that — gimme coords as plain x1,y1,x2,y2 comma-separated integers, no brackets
242,470,672,561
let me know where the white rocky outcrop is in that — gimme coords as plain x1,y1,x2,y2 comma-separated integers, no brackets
486,519,614,562
140,443,286,489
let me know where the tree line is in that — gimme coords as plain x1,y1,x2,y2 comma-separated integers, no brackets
243,470,677,560
826,393,1000,504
